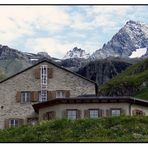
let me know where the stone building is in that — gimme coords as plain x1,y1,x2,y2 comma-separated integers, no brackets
0,59,148,129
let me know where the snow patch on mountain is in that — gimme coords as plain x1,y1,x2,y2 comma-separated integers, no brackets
129,48,147,58
90,20,148,60
63,47,90,59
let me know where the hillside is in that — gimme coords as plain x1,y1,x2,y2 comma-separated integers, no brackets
77,58,133,85
0,116,148,142
98,58,148,99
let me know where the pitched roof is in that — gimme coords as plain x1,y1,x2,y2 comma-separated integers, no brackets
0,59,97,85
33,96,148,113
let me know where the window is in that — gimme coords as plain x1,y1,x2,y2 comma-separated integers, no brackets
8,119,19,128
67,110,77,120
111,109,121,116
133,110,145,116
41,65,48,85
89,110,99,118
21,92,31,103
56,90,65,98
43,111,55,120
27,118,38,125
39,91,48,102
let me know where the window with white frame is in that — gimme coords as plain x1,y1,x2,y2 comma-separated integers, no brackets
9,119,19,128
21,92,31,103
111,109,121,116
89,110,99,118
67,110,77,120
39,91,48,102
41,65,48,85
56,90,65,98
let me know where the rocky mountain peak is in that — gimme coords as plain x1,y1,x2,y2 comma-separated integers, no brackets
0,45,29,60
90,20,148,60
63,47,90,59
37,52,51,59
126,20,138,25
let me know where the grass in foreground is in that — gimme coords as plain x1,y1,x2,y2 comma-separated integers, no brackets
0,116,148,142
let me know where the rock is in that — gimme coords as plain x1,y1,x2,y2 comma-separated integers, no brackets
77,58,131,85
90,20,148,60
63,47,90,59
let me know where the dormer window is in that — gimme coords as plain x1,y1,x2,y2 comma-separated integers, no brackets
56,90,65,98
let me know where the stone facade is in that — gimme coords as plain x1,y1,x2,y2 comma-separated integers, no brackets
0,61,96,129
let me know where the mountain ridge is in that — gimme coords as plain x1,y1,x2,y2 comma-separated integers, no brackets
63,47,90,59
91,20,148,60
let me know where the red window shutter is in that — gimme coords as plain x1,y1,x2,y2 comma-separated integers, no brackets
62,109,67,118
76,110,81,119
48,111,56,119
121,109,125,115
19,119,24,126
99,109,104,117
27,117,38,125
48,68,53,78
106,109,110,117
47,91,52,100
65,90,70,97
31,91,38,102
46,91,56,99
43,113,48,120
84,110,90,118
16,92,21,102
51,91,56,99
5,119,9,129
52,111,56,119
34,68,40,79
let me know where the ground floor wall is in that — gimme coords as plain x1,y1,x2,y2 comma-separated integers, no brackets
39,103,130,120
131,104,148,115
0,102,148,129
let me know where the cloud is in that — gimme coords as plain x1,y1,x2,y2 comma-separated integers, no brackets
25,37,98,58
0,5,148,58
0,6,71,45
91,6,130,15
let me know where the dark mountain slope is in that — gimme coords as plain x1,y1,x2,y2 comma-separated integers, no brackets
77,58,132,85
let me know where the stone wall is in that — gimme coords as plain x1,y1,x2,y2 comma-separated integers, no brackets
0,61,96,129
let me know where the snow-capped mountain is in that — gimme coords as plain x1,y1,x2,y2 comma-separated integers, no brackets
63,47,90,59
91,20,148,60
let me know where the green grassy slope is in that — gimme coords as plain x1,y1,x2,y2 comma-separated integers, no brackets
98,58,148,99
0,116,148,142
134,87,148,99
